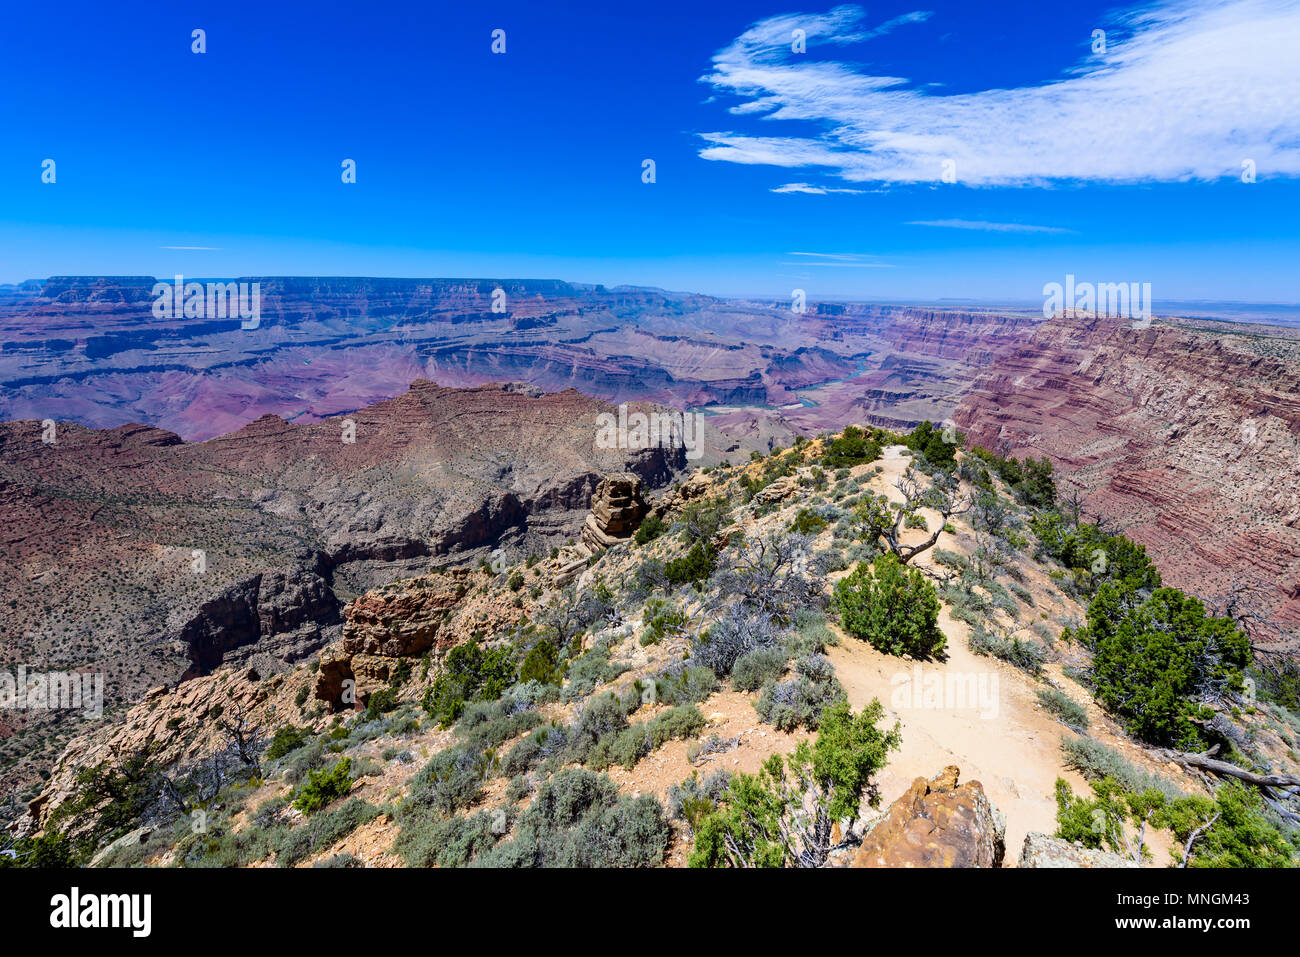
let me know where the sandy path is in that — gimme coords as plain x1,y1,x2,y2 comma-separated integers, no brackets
823,445,1181,865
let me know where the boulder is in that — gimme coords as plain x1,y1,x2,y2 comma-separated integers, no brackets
1018,832,1140,868
653,470,715,517
753,474,798,505
852,766,1006,868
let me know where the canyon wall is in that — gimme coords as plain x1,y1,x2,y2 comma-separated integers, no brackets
955,314,1300,634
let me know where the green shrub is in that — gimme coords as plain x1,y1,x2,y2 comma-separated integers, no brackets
634,513,665,545
567,692,631,764
592,704,708,770
1160,782,1296,868
755,654,845,731
970,447,1057,508
394,809,497,867
690,699,900,867
642,598,687,645
793,608,837,649
1059,735,1184,799
472,768,669,867
266,725,310,760
561,645,628,702
667,770,732,830
1083,586,1250,749
653,664,718,705
405,746,489,818
790,509,829,535
276,798,380,867
455,700,543,752
365,688,398,721
503,725,567,776
664,541,716,587
518,640,564,686
292,758,355,816
0,829,82,868
820,426,882,469
834,553,945,659
968,623,1047,676
905,420,959,470
422,638,517,727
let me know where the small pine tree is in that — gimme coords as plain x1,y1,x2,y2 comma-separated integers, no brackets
833,552,945,658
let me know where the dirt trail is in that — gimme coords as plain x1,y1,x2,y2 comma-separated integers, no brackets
825,445,1183,865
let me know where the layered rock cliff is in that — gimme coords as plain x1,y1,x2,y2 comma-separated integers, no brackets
955,314,1300,634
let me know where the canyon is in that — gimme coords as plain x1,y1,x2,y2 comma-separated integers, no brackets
4,275,1300,806
0,276,1036,443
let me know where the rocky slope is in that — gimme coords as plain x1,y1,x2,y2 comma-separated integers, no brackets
956,313,1300,636
0,380,689,796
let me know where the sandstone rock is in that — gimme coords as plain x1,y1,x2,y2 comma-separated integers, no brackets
653,470,715,517
753,474,798,505
340,569,471,658
23,667,284,836
852,766,1006,868
1018,832,1140,868
552,473,648,585
579,473,647,552
315,569,474,709
314,648,354,708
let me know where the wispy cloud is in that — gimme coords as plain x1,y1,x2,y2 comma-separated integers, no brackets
783,251,895,267
906,219,1074,234
771,182,865,194
700,0,1300,185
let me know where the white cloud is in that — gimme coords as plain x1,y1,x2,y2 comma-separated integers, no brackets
771,182,865,194
906,219,1074,233
700,0,1300,185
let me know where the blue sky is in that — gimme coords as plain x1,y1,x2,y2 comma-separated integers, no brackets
1,0,1298,303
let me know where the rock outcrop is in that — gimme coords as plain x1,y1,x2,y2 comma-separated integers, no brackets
176,567,339,680
1018,832,1140,868
314,569,473,708
852,766,1006,868
554,473,648,584
579,474,647,552
23,666,303,836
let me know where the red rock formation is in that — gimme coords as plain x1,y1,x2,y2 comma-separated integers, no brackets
956,314,1300,633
